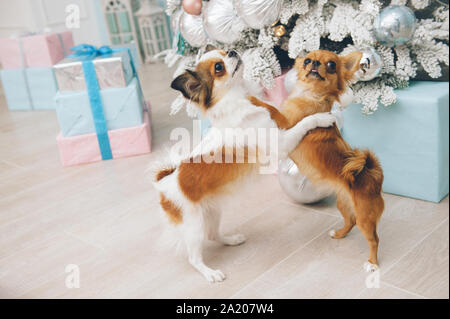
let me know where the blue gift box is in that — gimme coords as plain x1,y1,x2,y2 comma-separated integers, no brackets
342,81,449,203
0,67,58,110
55,76,144,137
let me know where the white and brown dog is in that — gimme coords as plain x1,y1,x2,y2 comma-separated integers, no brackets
152,50,336,282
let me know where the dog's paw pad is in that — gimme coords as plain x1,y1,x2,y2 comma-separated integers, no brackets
204,269,226,283
329,229,336,238
364,261,379,273
222,234,246,246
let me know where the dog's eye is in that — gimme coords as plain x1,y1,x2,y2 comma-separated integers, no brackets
326,61,337,73
304,58,311,66
214,62,224,73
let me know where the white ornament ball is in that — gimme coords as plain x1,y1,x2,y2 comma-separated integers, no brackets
373,5,416,47
354,48,383,81
179,11,207,47
233,0,283,30
170,9,183,32
278,159,333,204
203,0,245,44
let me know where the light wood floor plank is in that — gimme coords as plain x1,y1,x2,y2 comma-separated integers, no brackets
382,219,449,299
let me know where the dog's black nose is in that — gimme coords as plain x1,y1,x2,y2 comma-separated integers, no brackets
312,60,321,68
227,50,237,58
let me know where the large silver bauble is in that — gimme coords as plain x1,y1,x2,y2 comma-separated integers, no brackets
354,48,383,81
179,11,207,47
278,159,333,204
373,5,416,47
233,0,283,29
202,0,245,44
171,9,183,33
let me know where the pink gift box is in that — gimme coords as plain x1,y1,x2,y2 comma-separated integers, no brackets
0,31,74,69
263,72,288,109
57,106,152,167
0,38,22,69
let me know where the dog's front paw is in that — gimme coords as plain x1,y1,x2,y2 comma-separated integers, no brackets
221,234,247,246
314,112,336,128
203,269,226,283
364,261,379,273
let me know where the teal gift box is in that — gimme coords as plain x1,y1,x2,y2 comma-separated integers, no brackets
0,67,58,110
342,81,449,203
55,76,144,137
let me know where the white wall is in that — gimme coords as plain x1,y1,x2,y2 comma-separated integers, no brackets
0,0,109,46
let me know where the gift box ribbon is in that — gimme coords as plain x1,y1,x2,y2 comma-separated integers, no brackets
68,44,141,161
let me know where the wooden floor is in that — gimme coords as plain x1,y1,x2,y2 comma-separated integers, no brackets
0,62,448,299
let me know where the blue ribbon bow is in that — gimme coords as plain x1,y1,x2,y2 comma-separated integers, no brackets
68,44,116,59
67,44,138,161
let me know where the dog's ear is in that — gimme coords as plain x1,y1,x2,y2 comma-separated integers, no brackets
171,70,203,102
205,44,217,53
340,51,362,80
171,70,211,106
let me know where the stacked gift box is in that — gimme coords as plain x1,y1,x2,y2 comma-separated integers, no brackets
0,31,74,110
53,45,152,167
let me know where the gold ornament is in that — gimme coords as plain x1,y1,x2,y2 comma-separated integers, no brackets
273,25,286,38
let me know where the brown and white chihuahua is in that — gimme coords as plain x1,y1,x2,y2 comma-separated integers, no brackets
249,49,384,272
153,50,337,282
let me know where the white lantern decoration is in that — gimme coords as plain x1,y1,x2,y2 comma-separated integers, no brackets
104,0,140,48
135,0,171,62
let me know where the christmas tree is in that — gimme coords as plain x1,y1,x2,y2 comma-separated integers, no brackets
163,0,449,114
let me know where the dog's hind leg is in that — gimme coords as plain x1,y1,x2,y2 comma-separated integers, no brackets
353,195,383,272
358,219,379,273
206,206,246,246
330,191,356,239
183,206,226,282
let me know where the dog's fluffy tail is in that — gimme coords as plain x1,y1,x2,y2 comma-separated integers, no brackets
148,157,178,187
148,159,185,254
154,166,177,182
341,149,383,194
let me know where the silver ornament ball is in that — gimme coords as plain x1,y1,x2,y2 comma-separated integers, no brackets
373,5,416,48
233,0,283,30
202,0,245,44
354,48,383,81
278,159,333,204
179,11,207,47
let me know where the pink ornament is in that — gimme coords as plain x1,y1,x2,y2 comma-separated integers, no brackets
182,0,202,15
